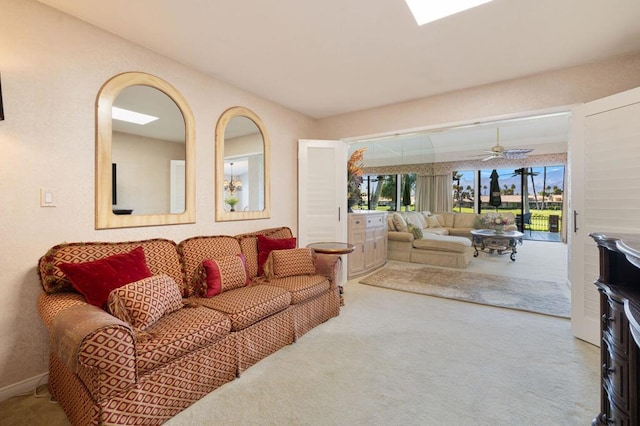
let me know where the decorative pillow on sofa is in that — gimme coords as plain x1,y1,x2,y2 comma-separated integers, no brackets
198,254,250,297
392,213,408,232
59,246,152,308
433,214,447,227
407,223,424,240
257,234,297,275
107,274,183,331
405,212,427,230
264,248,316,279
425,216,441,228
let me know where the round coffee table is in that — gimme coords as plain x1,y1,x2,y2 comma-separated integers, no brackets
470,229,524,261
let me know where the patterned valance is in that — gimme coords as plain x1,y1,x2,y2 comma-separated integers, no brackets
363,152,567,176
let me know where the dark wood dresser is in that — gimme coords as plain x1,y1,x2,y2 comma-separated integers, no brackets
591,233,640,425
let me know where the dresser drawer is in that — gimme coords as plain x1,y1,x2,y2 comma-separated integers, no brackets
366,215,384,228
609,397,632,426
603,345,631,412
350,217,365,230
603,298,629,354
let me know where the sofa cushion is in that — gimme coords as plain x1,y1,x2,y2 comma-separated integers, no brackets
423,228,449,236
407,223,423,240
136,306,231,375
265,275,331,304
413,234,471,253
392,213,408,232
256,234,297,276
39,239,183,295
193,285,291,331
404,212,427,230
177,235,242,296
107,274,183,331
59,247,152,308
236,227,294,279
387,216,396,231
199,254,250,297
454,213,479,229
425,216,441,228
435,213,454,228
264,248,316,279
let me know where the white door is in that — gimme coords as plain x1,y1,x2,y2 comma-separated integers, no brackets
298,139,348,280
298,139,348,246
169,160,185,214
570,86,640,345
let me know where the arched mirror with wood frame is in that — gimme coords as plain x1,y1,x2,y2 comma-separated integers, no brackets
215,106,270,221
96,72,195,229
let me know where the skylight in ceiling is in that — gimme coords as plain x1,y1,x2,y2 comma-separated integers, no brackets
404,0,495,25
112,106,158,125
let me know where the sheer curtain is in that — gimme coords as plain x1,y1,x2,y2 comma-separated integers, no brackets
415,175,453,213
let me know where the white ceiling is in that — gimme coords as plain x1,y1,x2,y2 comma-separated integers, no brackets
36,0,640,164
350,111,571,165
37,0,640,119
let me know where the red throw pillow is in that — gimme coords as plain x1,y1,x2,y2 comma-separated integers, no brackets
59,246,152,308
257,234,296,275
201,254,250,297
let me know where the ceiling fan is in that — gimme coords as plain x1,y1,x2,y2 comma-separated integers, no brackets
482,128,534,161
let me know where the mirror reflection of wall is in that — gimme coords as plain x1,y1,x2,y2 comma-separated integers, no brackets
222,155,264,212
111,85,186,215
215,106,270,221
223,115,264,212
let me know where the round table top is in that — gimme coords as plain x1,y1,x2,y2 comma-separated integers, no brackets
306,242,355,254
471,229,524,238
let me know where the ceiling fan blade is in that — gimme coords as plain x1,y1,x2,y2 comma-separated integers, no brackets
482,154,501,161
503,148,534,155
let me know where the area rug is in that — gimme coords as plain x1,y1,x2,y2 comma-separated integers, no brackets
359,264,570,318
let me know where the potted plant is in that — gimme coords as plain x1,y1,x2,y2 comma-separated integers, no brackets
347,148,366,212
225,196,239,212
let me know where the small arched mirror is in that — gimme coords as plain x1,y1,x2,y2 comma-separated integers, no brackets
96,72,195,229
215,106,270,221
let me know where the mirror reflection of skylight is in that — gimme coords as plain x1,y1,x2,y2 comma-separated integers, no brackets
112,106,159,125
404,0,495,25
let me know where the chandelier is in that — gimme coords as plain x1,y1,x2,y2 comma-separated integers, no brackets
223,162,242,195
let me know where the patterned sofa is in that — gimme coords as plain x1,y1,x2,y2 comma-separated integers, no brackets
37,227,340,425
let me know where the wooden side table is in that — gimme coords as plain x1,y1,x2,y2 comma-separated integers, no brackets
307,242,355,306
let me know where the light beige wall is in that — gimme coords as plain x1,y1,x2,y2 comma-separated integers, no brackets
112,132,185,214
0,0,317,390
318,53,640,140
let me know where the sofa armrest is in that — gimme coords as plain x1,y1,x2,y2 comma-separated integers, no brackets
50,303,137,401
388,231,414,242
314,253,342,287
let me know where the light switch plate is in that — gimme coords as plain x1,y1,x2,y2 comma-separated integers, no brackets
40,189,56,207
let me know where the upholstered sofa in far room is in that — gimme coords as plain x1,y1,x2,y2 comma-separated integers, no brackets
387,211,516,268
37,227,340,425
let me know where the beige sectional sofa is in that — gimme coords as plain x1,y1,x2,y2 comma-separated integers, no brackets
387,211,516,268
37,227,340,425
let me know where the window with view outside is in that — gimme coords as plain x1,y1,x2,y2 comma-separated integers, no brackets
477,166,564,233
351,174,415,211
453,170,475,212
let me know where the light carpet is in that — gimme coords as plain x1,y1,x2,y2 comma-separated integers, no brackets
0,281,597,425
359,263,570,318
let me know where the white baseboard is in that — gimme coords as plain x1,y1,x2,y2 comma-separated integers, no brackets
0,373,49,402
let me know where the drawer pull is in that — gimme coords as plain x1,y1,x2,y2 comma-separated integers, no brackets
601,313,615,324
601,363,615,375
